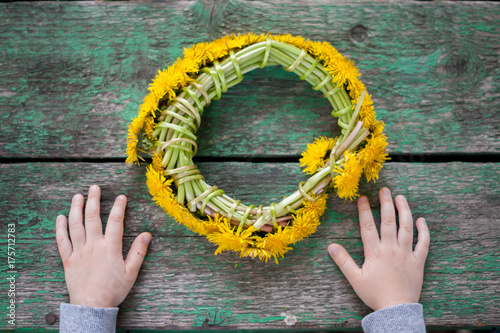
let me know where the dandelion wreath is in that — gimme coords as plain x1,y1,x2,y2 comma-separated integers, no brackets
126,33,389,264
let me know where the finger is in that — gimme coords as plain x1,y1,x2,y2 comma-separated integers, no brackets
395,195,414,251
328,243,361,284
85,185,103,242
414,218,430,263
357,196,380,252
55,215,73,264
68,194,86,250
105,195,127,249
125,233,152,279
379,187,397,243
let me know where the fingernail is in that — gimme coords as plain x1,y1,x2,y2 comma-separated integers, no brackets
117,194,126,201
56,215,64,223
142,233,151,244
359,196,368,203
91,185,99,192
382,187,390,195
73,194,82,202
328,245,337,256
396,195,406,203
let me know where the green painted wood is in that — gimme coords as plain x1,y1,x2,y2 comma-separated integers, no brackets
1,0,499,331
0,162,498,243
1,237,498,330
0,1,498,158
0,162,498,329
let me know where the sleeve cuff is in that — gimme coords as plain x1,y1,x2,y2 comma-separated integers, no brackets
361,303,426,333
59,302,118,333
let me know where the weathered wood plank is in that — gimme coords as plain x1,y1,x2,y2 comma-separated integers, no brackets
0,162,498,243
0,1,498,158
1,237,498,330
0,162,498,329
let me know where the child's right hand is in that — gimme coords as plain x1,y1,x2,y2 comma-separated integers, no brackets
328,187,430,311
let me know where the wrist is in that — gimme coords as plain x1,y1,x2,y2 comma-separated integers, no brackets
372,300,418,312
70,297,116,308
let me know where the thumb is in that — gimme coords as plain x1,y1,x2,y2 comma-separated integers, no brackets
328,243,361,283
125,232,152,278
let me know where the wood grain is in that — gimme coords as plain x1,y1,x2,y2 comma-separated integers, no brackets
0,1,498,158
4,233,499,329
0,162,498,329
1,0,499,331
0,162,498,242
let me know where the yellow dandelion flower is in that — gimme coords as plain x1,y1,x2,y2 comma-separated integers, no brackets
352,93,376,130
152,185,204,234
125,116,147,165
146,165,172,197
321,41,341,59
256,227,293,264
370,120,385,137
178,208,203,233
125,138,139,165
333,151,363,201
196,213,224,236
358,134,390,182
288,210,321,244
226,33,250,50
183,42,209,67
302,193,328,217
360,105,376,131
207,220,256,255
150,174,175,206
305,41,321,58
143,116,155,137
325,57,360,89
175,56,202,75
271,34,308,50
204,39,228,62
344,75,365,101
300,136,337,175
244,32,266,45
311,41,341,65
151,153,164,172
302,40,317,55
239,247,272,263
139,93,159,117
289,194,327,243
149,65,183,100
309,41,364,98
270,34,291,44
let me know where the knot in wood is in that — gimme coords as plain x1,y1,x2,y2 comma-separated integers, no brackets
350,24,368,43
435,45,483,88
45,312,57,325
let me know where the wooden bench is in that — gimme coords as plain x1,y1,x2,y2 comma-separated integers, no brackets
0,0,498,331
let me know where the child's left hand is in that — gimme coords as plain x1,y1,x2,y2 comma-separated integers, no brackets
56,185,152,308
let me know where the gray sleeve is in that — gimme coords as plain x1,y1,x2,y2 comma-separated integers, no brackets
361,303,426,333
59,302,119,333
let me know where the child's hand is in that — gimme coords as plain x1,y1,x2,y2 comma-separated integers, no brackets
328,187,430,311
56,185,152,308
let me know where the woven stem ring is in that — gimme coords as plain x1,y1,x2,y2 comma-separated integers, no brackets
126,33,389,264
